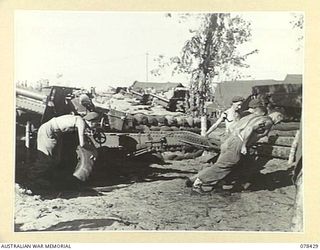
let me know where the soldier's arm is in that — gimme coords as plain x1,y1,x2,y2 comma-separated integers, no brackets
205,112,227,136
75,117,86,147
257,120,273,138
240,120,273,154
239,125,254,154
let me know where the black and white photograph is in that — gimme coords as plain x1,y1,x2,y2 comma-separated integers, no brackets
14,11,303,232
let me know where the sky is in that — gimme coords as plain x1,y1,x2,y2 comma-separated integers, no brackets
14,11,303,91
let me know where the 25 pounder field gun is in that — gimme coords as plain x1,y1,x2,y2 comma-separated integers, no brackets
16,86,215,182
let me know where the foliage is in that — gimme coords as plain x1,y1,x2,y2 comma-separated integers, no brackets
290,13,304,30
152,13,258,114
290,13,304,51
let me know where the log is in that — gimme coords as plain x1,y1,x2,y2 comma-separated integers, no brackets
155,116,166,126
269,130,298,137
273,122,301,131
135,125,150,132
175,117,185,127
288,130,300,165
185,117,194,127
146,116,156,126
165,115,176,126
150,126,161,131
141,116,149,125
133,114,144,125
193,117,201,127
258,136,295,147
191,128,201,134
170,126,179,131
160,126,173,131
255,144,291,159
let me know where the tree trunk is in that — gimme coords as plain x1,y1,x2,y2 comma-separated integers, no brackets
200,116,207,136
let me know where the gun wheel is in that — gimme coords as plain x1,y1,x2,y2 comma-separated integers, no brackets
93,131,107,144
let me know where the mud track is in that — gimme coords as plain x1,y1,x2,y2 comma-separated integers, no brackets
15,143,296,231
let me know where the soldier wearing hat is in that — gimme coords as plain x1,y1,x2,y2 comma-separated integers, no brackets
37,112,99,158
241,98,267,118
204,95,245,138
248,98,267,114
30,112,99,191
187,111,284,194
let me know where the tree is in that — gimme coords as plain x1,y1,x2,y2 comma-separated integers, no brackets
152,13,258,114
290,13,304,51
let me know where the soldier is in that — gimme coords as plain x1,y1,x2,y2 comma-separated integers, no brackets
243,98,267,116
204,96,245,138
29,112,99,191
187,111,284,194
37,112,99,158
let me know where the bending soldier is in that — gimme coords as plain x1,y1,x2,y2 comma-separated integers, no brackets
187,111,284,194
29,112,99,190
241,98,267,117
37,112,98,158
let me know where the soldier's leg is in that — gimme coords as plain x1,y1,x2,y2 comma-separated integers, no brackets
186,132,228,186
50,134,81,189
196,136,243,185
27,151,57,191
29,130,58,191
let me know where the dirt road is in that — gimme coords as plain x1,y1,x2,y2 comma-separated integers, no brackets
15,152,296,232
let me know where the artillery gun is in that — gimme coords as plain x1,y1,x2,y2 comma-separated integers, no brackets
251,83,302,121
16,81,302,184
205,81,302,161
16,85,214,182
127,86,188,112
241,82,302,160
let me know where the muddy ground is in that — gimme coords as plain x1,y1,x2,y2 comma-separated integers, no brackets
15,138,297,232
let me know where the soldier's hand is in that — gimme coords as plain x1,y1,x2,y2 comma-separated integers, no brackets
241,146,247,155
79,143,88,149
221,112,228,119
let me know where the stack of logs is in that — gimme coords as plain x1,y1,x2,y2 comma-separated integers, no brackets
161,121,301,161
108,104,301,161
125,113,203,133
255,122,300,160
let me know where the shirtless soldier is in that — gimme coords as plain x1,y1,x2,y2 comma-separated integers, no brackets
188,111,284,194
205,96,244,139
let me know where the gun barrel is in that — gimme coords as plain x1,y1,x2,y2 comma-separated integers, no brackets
149,93,169,103
128,89,144,97
16,88,46,101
